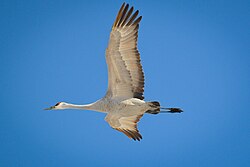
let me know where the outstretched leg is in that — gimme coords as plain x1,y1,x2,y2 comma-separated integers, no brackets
160,107,183,113
146,101,183,114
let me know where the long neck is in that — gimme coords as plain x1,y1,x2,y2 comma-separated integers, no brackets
62,102,102,112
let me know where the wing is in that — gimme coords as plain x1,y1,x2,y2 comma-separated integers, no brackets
105,114,143,141
105,3,144,100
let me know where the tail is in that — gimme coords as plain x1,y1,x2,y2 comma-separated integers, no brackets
146,101,183,114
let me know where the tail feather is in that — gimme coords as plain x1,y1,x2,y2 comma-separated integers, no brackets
146,101,183,114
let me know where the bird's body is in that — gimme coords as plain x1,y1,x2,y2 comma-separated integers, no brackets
46,3,183,141
69,97,149,115
94,97,148,115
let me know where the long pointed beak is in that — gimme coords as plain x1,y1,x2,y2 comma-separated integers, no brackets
44,106,55,110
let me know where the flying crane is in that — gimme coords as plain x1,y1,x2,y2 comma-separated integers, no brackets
45,3,183,141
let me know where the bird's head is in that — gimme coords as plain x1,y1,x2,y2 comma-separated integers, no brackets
44,102,68,110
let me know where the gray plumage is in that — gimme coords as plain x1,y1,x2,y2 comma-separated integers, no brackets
45,3,183,141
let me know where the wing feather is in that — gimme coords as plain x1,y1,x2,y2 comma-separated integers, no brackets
105,3,144,100
105,114,143,141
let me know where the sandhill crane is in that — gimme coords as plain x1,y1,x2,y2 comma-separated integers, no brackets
45,3,183,141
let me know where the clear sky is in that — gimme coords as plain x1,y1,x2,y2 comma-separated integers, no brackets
0,0,249,166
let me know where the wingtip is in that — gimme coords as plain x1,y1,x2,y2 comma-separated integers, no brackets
113,3,142,29
115,128,142,141
121,2,126,8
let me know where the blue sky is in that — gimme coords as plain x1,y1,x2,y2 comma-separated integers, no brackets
0,0,249,166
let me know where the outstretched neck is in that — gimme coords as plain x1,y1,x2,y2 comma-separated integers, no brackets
64,103,93,110
62,101,103,112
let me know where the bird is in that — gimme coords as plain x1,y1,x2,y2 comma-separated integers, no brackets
45,3,183,141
